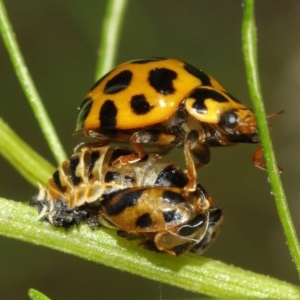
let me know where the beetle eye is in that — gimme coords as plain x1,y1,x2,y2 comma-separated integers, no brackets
219,110,238,130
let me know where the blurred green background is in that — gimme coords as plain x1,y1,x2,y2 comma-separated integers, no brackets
1,0,299,299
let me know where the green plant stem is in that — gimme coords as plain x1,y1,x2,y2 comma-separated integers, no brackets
1,197,300,299
0,0,66,164
242,0,300,278
0,118,54,186
95,0,128,79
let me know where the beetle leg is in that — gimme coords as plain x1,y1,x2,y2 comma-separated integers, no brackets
252,145,266,170
131,130,176,145
116,142,146,165
114,131,165,164
186,131,211,168
117,130,176,165
184,131,211,191
183,142,197,192
110,131,148,165
252,145,282,173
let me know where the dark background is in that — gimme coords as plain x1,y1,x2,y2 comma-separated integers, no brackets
0,1,299,299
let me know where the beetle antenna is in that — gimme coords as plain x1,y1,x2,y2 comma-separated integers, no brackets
267,110,284,119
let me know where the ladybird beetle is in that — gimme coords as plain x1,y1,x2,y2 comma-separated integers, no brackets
32,145,211,227
99,185,223,255
76,58,259,190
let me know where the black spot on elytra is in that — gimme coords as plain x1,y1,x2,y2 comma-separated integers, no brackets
148,68,177,95
155,165,188,188
69,156,82,186
130,94,153,115
99,100,117,128
178,214,207,236
76,97,93,130
131,57,167,64
88,71,112,92
104,70,133,94
163,210,182,223
189,88,229,114
136,213,153,228
184,62,212,86
162,190,185,204
53,170,66,193
105,171,121,183
102,188,145,216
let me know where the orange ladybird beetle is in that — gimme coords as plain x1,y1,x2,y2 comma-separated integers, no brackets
76,58,259,190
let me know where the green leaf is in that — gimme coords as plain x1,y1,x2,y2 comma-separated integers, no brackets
0,118,54,186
